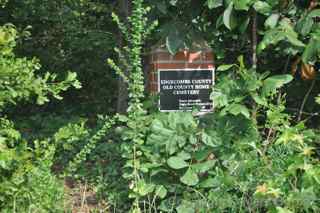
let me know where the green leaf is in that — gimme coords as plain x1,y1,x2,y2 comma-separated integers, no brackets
180,168,199,186
207,0,223,9
135,181,155,196
251,93,267,106
223,2,235,30
167,156,189,169
202,132,216,147
166,29,184,55
191,160,216,173
217,64,235,71
199,177,220,188
155,2,167,14
239,16,250,33
262,74,293,96
257,30,284,53
302,37,320,63
216,14,224,28
308,9,320,18
296,15,314,36
177,151,191,160
151,120,174,136
228,103,250,118
286,33,305,47
234,0,252,11
176,201,195,213
169,0,177,6
155,185,167,199
194,149,212,161
276,207,294,213
265,13,280,29
316,95,320,105
258,19,304,53
253,1,272,15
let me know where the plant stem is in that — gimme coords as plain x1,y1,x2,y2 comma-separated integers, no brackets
298,79,316,121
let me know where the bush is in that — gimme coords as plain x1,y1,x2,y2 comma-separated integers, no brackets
0,23,80,212
0,120,64,212
117,58,320,212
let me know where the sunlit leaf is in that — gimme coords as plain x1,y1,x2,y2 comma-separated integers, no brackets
180,168,199,186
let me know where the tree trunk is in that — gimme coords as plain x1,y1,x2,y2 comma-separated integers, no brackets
251,9,258,121
252,9,258,70
116,0,130,113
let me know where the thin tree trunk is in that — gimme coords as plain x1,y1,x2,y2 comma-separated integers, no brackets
116,0,130,113
252,9,258,70
251,9,258,121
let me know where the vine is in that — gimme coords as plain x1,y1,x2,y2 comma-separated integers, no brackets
107,0,157,211
65,116,116,175
69,0,157,211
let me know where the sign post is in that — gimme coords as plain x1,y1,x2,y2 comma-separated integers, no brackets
149,45,215,112
158,69,214,112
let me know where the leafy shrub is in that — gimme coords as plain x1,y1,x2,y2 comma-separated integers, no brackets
118,58,320,212
0,118,64,213
0,23,80,212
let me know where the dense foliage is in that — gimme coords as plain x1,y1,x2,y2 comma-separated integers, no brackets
0,23,80,212
0,0,320,212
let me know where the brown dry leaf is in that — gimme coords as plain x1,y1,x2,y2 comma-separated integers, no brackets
255,183,268,194
301,62,316,80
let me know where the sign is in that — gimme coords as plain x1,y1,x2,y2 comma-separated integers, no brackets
158,69,214,112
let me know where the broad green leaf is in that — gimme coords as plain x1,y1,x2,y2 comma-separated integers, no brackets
207,0,223,9
228,103,250,118
300,17,314,36
194,149,212,161
191,160,216,173
176,202,195,213
234,0,252,11
258,19,304,53
199,177,220,188
155,185,167,199
280,19,304,47
265,13,280,29
253,1,272,15
202,132,216,147
177,151,191,160
302,37,320,63
257,29,284,53
286,33,305,47
166,29,184,55
223,2,234,30
211,91,228,108
239,16,250,33
135,181,155,196
251,93,267,106
262,74,293,96
308,9,320,18
151,120,174,136
217,64,235,71
167,156,189,169
180,168,199,186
